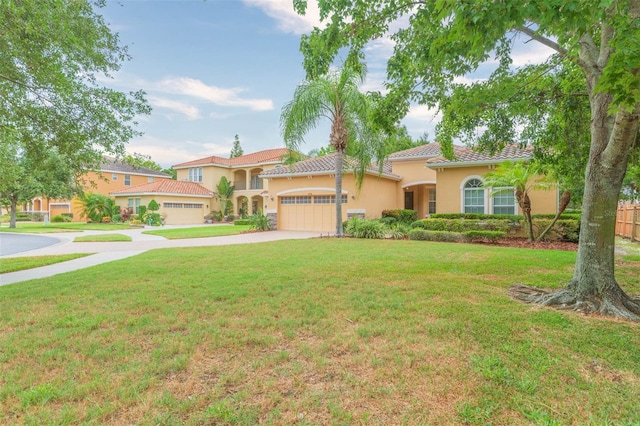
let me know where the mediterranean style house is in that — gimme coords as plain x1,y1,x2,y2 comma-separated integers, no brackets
25,156,172,221
108,143,558,232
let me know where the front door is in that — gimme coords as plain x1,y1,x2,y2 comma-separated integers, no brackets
404,191,414,210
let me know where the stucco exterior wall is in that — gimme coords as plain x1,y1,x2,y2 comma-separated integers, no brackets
432,165,558,215
264,173,398,232
113,194,213,225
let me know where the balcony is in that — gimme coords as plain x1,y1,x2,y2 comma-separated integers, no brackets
234,180,247,190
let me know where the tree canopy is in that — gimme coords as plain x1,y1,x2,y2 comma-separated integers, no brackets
230,134,244,158
0,0,150,174
295,0,640,320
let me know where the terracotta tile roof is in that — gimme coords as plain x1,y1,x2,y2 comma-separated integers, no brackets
110,180,214,197
173,148,291,168
99,156,172,178
259,153,401,180
388,143,451,160
426,144,533,168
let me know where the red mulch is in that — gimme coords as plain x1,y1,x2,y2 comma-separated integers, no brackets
487,238,578,251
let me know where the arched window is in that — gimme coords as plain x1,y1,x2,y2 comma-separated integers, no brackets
464,178,485,213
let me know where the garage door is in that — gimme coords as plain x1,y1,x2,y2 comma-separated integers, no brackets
278,195,335,232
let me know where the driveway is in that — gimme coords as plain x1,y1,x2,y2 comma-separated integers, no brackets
0,233,60,256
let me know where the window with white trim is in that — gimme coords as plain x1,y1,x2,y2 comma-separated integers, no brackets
428,189,437,214
189,167,203,182
128,198,141,214
112,173,118,181
464,179,485,214
124,174,131,186
492,187,516,214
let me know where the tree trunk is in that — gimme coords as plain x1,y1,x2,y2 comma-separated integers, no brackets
512,105,640,321
335,149,344,236
9,196,18,229
536,190,571,241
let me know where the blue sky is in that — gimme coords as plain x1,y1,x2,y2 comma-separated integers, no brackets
100,0,554,169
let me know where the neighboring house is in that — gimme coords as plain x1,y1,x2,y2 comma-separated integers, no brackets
110,180,214,225
172,148,291,217
24,156,172,221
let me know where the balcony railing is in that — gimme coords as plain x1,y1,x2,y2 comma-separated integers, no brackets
234,180,247,190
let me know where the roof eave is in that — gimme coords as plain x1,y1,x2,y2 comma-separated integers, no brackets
426,157,529,169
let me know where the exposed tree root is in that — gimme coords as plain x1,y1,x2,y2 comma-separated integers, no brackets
509,284,640,322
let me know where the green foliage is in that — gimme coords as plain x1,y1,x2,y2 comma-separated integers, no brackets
233,219,251,226
431,213,524,221
413,218,516,233
382,209,418,224
147,199,159,212
462,230,507,243
146,213,162,227
230,134,244,158
111,214,122,223
215,177,234,216
409,229,463,242
138,205,147,221
388,223,412,240
533,219,580,242
77,193,118,223
247,213,271,231
51,215,66,223
344,217,387,239
123,153,164,172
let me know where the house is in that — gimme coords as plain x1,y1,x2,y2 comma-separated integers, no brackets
258,143,558,232
25,156,172,221
172,148,291,217
110,180,214,225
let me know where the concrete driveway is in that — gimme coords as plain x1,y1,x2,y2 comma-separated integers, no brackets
0,233,60,256
0,226,320,286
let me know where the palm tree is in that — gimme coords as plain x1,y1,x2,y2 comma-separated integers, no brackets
280,64,377,236
483,161,551,242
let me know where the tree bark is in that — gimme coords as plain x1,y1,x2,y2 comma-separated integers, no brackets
335,149,344,236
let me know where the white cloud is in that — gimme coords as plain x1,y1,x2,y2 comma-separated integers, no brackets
148,96,200,120
127,136,230,168
155,77,274,111
243,0,324,35
405,104,441,122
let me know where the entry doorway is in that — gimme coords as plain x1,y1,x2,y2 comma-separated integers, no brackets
404,191,414,210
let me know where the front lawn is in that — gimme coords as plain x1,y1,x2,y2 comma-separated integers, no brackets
0,222,133,233
0,239,638,425
142,224,251,239
0,254,90,274
73,234,132,242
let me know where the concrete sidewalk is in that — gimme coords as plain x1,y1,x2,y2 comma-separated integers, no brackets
1,227,320,286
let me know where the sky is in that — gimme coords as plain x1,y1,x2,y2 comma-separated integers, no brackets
99,0,555,169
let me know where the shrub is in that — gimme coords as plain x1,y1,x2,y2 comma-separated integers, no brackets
31,212,44,222
462,230,506,243
345,217,387,239
248,213,271,231
409,229,463,242
382,209,417,224
533,218,580,242
51,215,66,223
431,213,524,221
379,216,397,226
389,223,411,240
61,213,73,220
412,218,517,233
146,213,162,226
234,219,251,226
102,216,111,223
111,214,122,223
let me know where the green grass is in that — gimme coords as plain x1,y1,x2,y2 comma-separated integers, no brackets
0,239,638,425
0,254,91,274
73,234,132,242
0,222,134,233
142,224,251,239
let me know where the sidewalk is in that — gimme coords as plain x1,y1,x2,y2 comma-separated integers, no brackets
1,227,320,286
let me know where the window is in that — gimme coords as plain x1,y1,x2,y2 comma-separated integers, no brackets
250,175,263,189
296,196,312,204
428,189,437,214
148,177,154,183
164,202,182,208
281,196,295,204
112,173,118,181
189,167,203,182
464,179,485,214
314,195,348,204
492,188,516,214
128,198,141,214
124,174,131,186
183,203,203,208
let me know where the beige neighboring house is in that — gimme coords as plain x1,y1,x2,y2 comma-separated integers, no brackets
172,148,291,217
110,180,214,225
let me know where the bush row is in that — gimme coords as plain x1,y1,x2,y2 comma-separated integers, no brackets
381,209,418,224
408,229,506,243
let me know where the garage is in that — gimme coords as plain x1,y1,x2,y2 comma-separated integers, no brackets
277,195,337,232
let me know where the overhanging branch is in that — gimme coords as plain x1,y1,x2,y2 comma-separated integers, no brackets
515,26,567,57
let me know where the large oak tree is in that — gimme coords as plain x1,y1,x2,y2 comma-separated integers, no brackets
1,0,150,200
295,0,640,320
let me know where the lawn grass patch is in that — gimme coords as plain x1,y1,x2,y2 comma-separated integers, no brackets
0,239,638,424
0,254,91,274
0,222,133,233
142,225,251,239
73,234,132,242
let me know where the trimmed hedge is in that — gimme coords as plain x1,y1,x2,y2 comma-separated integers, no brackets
430,213,524,221
409,229,463,242
533,218,580,242
411,218,518,233
462,230,506,243
234,219,251,226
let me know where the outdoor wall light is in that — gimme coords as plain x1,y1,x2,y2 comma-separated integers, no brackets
270,196,274,201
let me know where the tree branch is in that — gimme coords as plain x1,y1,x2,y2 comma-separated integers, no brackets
515,26,567,56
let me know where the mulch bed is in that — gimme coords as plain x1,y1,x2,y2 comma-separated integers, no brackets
488,238,578,251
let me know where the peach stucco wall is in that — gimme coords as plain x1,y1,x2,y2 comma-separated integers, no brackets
264,173,399,231
112,194,213,225
389,160,437,217
432,165,558,215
